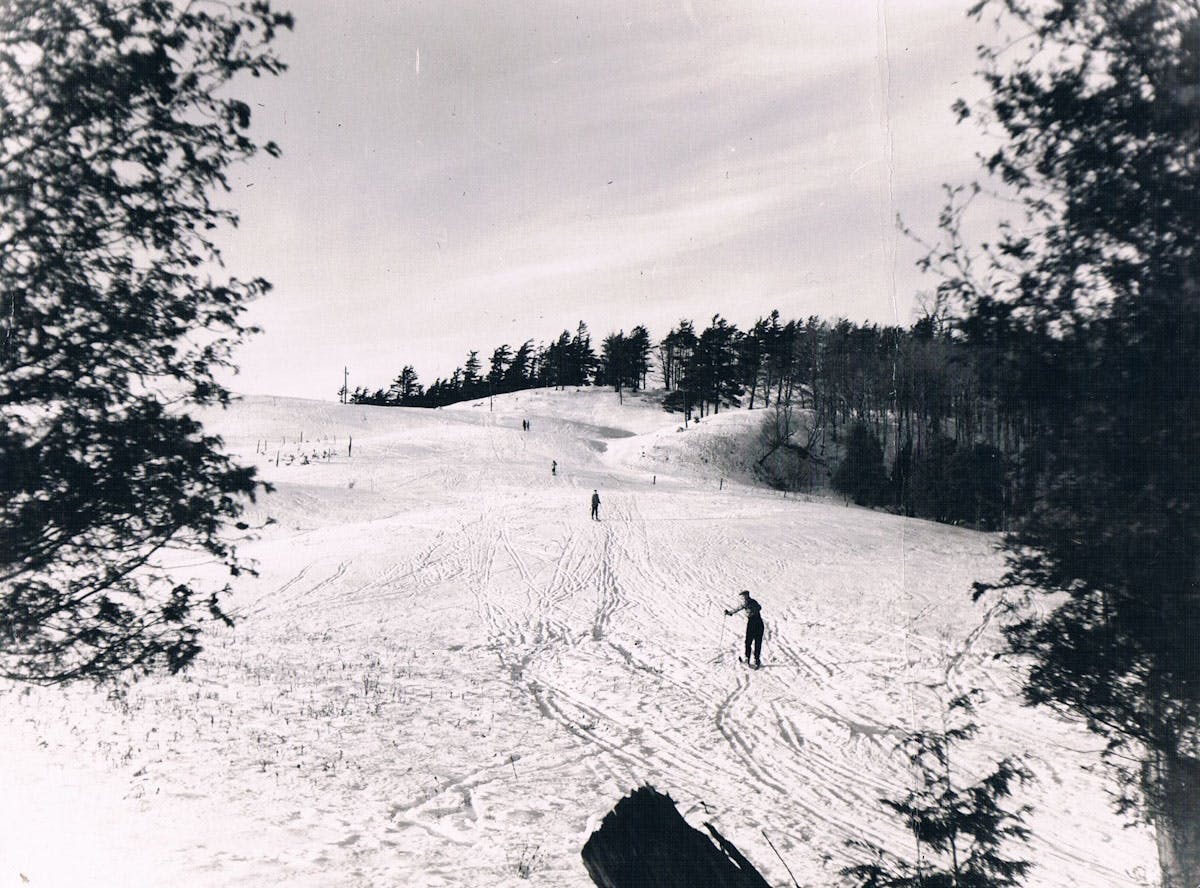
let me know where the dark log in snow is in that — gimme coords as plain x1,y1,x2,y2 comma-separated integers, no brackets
581,785,771,888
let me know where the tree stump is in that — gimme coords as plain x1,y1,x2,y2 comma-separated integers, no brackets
581,786,771,888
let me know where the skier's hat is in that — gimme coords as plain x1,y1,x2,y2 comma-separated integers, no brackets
740,589,750,597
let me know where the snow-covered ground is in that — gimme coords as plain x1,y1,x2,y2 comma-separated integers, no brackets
1,388,1158,887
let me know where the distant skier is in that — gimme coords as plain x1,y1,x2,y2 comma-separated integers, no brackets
590,489,601,520
552,460,557,476
726,590,764,668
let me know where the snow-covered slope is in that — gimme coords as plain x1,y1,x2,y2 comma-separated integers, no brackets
1,389,1157,888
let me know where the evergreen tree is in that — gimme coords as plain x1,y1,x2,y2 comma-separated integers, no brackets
842,695,1032,888
625,325,653,391
659,319,698,393
0,0,291,683
740,317,768,409
832,422,887,507
596,328,647,394
546,330,573,389
932,2,1200,882
570,321,598,386
693,315,743,415
598,331,626,392
505,340,535,389
532,342,553,387
388,365,422,405
794,317,827,417
463,350,482,392
487,344,512,392
763,310,790,407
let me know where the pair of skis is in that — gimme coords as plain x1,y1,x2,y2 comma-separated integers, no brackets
738,656,762,670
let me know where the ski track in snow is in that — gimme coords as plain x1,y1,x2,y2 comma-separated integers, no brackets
1,390,1158,888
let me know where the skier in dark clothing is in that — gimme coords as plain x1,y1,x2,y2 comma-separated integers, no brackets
590,490,601,520
726,590,764,668
552,460,557,476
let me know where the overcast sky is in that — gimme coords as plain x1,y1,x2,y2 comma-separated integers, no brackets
216,1,995,400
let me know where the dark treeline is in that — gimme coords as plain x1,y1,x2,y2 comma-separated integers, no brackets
345,320,655,407
346,307,1049,531
657,308,1023,530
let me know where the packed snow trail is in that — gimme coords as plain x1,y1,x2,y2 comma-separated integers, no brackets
0,390,1157,888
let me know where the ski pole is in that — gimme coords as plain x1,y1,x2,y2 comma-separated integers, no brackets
718,612,727,661
761,830,800,888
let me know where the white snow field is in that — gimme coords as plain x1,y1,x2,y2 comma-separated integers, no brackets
2,388,1158,888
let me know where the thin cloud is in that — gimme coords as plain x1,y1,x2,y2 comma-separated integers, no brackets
450,185,801,296
218,0,992,397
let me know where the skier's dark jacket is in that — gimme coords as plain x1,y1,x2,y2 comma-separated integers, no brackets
727,595,763,628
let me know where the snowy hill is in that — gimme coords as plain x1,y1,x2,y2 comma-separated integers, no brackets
1,389,1156,888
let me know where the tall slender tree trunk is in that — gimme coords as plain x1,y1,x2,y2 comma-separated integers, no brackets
1151,751,1200,888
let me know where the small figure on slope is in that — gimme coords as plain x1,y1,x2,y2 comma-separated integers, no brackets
726,590,764,669
590,489,601,521
552,460,557,476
